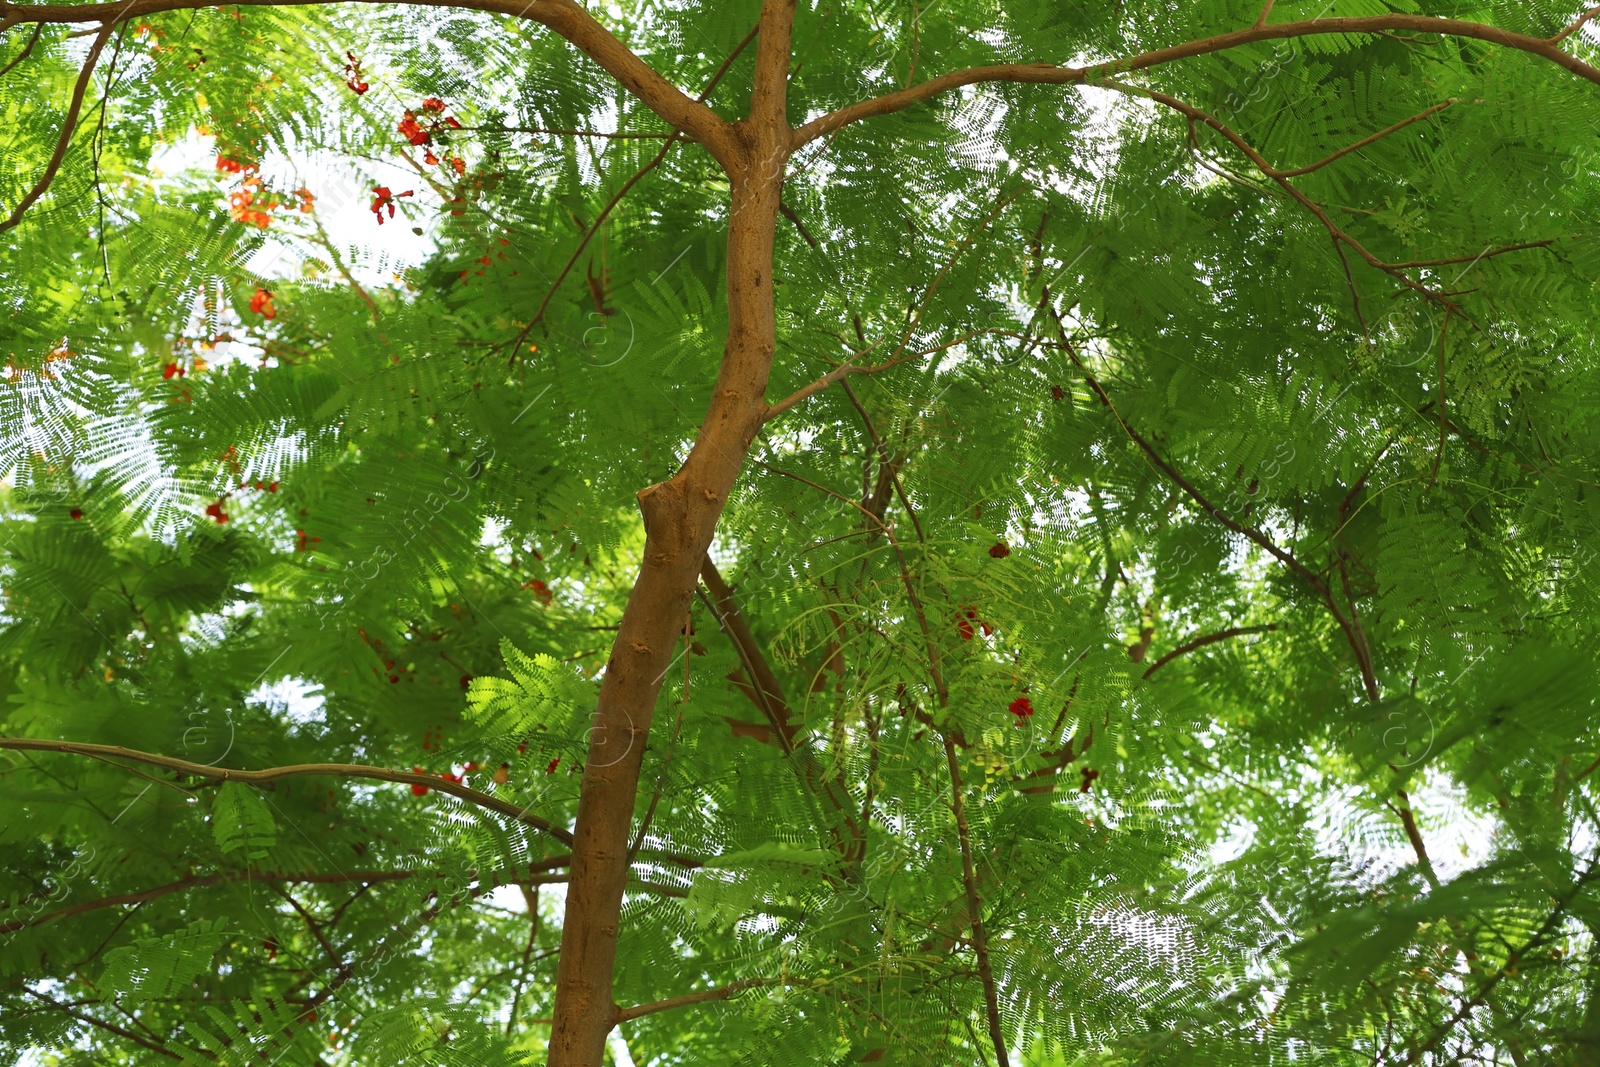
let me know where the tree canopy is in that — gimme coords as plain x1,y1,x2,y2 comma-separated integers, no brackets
2,0,1600,1063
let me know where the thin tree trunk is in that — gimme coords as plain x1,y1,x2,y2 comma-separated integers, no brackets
545,54,791,1061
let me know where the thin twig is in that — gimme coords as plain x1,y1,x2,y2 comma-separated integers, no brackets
0,737,573,845
1141,624,1279,678
942,734,1010,1067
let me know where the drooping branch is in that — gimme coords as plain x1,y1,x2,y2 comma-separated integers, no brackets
0,738,573,845
0,22,44,78
1102,82,1472,320
0,21,112,234
1046,315,1381,700
21,988,183,1060
791,14,1600,147
1268,98,1457,177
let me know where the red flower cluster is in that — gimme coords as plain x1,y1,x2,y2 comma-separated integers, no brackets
989,541,1011,558
249,287,276,319
523,578,554,605
295,528,320,552
162,362,186,380
956,605,993,641
216,155,311,229
398,98,465,173
1008,695,1034,723
204,497,229,524
370,185,413,225
69,508,83,521
344,50,369,94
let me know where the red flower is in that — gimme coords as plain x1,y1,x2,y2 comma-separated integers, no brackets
545,758,560,775
450,155,466,175
1008,696,1034,720
956,606,992,641
989,541,1011,558
215,154,246,174
204,499,229,524
439,771,461,784
397,111,430,146
162,362,184,379
344,50,369,94
524,579,553,605
249,287,276,319
410,767,429,796
69,508,83,521
421,96,446,112
370,185,413,224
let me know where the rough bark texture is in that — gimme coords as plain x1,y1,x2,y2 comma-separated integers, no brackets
545,7,795,1059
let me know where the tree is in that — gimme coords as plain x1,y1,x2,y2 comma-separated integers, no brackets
1,0,1599,1061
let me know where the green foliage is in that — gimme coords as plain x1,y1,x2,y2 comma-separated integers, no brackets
2,0,1600,1064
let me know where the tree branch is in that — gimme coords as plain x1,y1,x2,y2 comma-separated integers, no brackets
791,14,1600,147
1,0,738,162
0,869,419,937
22,987,183,1059
506,21,757,355
1141,624,1279,679
1270,98,1457,177
0,737,573,846
942,734,1010,1067
0,21,112,234
614,976,770,1022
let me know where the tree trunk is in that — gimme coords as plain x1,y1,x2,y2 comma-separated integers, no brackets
545,120,788,1063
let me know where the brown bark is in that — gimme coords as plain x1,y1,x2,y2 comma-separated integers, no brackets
544,6,795,1060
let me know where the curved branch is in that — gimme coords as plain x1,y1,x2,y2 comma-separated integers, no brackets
0,22,44,79
1269,98,1457,177
1142,624,1280,679
0,737,574,846
792,14,1600,147
0,21,112,234
0,0,737,163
